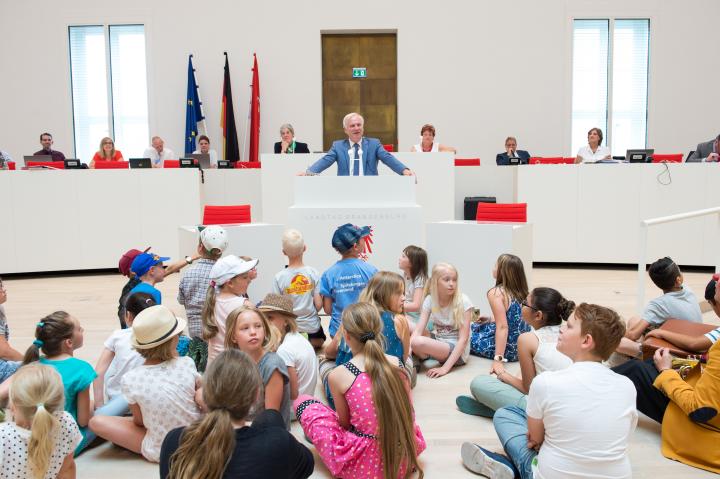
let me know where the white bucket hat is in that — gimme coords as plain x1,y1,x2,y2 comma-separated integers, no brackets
200,225,229,253
209,255,259,287
131,305,187,350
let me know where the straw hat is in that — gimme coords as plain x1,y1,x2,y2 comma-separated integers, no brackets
257,293,297,318
130,305,186,349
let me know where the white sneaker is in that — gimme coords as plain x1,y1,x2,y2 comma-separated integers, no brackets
422,358,441,369
461,442,516,478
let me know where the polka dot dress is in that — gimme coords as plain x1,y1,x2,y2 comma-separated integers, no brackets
293,361,426,478
0,411,82,478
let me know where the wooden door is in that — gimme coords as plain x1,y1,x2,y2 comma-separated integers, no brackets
321,33,397,151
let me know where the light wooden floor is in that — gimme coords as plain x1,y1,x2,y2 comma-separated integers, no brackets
2,266,717,478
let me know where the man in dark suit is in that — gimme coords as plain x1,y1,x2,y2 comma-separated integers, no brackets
33,132,66,162
496,136,530,165
274,123,310,153
686,134,719,162
305,113,413,176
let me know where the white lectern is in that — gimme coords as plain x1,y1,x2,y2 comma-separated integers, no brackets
287,176,423,272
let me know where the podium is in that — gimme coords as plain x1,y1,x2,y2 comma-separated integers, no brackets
287,176,423,272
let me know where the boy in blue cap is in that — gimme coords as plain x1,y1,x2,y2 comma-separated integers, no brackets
319,224,378,338
128,253,170,304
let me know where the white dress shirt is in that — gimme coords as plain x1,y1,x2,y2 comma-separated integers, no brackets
142,147,176,167
576,144,611,163
347,140,364,176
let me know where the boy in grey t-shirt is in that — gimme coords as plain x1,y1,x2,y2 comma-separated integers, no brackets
272,229,324,347
616,256,702,358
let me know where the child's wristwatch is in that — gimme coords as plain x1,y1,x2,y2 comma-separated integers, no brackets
494,355,508,363
185,255,194,265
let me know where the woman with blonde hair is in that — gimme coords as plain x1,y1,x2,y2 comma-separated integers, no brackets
159,348,313,479
295,302,425,478
410,262,474,378
90,137,124,168
470,254,532,377
0,363,81,478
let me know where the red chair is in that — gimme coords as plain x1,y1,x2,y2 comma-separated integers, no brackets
163,160,180,168
94,161,129,169
454,158,481,166
652,154,683,163
529,157,567,165
203,205,252,225
7,161,16,170
383,144,394,152
25,161,65,169
235,162,262,169
476,203,527,223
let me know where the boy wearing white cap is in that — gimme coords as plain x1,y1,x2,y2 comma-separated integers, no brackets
178,226,229,339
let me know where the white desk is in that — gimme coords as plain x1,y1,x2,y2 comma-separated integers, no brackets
425,221,533,315
0,169,200,273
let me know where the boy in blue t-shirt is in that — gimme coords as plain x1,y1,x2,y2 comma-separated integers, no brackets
319,224,378,338
128,252,169,304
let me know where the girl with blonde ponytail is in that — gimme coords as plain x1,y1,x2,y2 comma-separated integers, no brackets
159,349,313,479
294,302,426,479
0,363,81,478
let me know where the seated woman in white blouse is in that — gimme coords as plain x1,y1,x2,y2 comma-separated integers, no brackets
575,127,611,163
410,124,456,153
193,135,218,168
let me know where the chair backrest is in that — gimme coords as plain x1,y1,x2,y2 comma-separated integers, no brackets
454,158,480,166
235,161,262,169
476,202,527,223
562,157,576,164
382,144,394,152
7,161,16,170
529,157,566,165
25,161,65,169
163,159,180,168
203,205,252,225
95,160,129,169
652,153,683,163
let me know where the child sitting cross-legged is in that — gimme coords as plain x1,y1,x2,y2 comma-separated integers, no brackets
89,305,202,463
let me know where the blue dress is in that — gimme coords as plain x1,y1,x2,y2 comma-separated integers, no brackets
469,299,530,361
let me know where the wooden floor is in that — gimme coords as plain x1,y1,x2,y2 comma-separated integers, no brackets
2,266,718,478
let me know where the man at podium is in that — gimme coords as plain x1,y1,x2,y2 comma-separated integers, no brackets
306,112,414,176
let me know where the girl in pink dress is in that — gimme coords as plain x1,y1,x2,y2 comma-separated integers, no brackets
294,302,426,479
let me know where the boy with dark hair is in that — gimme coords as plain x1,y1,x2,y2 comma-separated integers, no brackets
615,256,702,359
462,303,637,479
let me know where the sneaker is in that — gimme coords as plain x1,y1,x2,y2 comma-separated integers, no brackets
461,442,516,478
422,358,441,369
456,395,496,417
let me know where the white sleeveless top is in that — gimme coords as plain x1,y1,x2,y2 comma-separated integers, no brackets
532,325,572,374
413,142,439,152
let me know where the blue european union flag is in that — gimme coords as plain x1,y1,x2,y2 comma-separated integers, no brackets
185,55,205,155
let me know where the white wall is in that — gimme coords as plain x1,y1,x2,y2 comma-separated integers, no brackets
1,0,718,165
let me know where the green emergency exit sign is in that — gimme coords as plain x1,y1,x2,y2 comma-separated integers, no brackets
352,67,367,78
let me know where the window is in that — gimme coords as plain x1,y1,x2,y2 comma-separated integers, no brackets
571,19,649,157
69,25,149,162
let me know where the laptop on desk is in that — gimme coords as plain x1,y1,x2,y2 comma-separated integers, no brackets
626,149,654,163
189,153,212,169
23,155,52,166
129,158,152,169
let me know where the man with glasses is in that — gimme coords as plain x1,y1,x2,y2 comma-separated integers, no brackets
33,132,66,161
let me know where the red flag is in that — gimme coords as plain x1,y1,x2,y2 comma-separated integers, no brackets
249,54,260,163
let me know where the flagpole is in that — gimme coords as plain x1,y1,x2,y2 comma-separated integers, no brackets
242,54,252,162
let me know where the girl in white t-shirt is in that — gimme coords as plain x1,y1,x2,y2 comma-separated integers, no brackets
202,255,257,365
398,245,428,326
88,305,202,463
1,363,81,479
259,294,318,399
93,292,156,416
410,262,473,378
457,287,575,417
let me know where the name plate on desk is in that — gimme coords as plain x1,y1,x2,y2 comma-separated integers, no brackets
293,176,416,207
